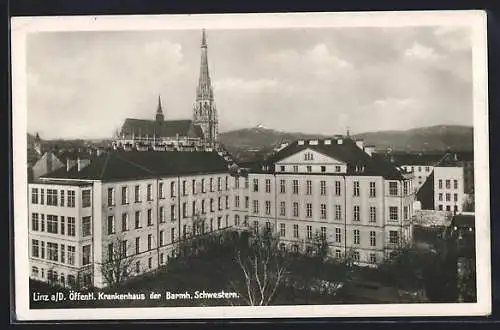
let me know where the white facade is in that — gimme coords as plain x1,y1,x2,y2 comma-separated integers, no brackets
433,166,465,213
400,164,434,192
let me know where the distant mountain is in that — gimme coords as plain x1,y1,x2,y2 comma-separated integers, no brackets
219,125,473,162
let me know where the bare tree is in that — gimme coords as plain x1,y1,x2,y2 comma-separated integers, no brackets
100,233,137,287
230,228,289,306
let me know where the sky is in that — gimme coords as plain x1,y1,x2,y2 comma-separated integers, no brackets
26,26,473,139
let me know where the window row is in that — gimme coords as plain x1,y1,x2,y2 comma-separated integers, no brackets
31,213,89,236
31,188,85,208
31,239,85,265
438,179,459,190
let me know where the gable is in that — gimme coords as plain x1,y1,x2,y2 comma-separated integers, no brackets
277,148,345,165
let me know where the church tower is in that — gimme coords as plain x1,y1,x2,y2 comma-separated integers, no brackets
193,29,218,144
155,95,164,122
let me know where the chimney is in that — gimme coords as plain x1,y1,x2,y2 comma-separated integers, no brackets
365,145,375,156
355,139,364,150
66,159,77,172
324,139,332,145
309,139,319,145
77,157,90,172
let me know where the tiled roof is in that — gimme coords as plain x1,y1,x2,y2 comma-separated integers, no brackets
42,151,229,182
260,138,405,180
120,118,204,139
378,152,447,166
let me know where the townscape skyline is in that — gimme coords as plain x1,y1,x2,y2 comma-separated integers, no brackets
27,26,473,139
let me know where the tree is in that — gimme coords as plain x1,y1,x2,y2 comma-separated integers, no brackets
100,234,138,287
230,228,289,306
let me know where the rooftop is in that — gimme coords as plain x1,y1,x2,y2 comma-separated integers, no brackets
42,151,230,182
119,118,204,139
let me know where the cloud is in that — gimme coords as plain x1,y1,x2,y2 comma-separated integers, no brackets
373,98,417,109
404,42,443,61
214,78,295,94
433,26,471,52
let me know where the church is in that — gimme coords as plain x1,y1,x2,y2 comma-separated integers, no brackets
114,29,219,151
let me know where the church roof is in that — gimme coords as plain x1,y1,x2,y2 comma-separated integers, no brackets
259,138,406,180
120,118,204,139
42,150,229,182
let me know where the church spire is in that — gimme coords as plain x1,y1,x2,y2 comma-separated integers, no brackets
197,29,213,101
155,94,164,121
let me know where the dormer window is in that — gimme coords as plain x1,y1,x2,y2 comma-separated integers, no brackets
304,152,314,161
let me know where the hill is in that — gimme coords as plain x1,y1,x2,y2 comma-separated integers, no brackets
218,125,473,162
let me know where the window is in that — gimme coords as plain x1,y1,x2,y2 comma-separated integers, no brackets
31,188,39,204
335,228,342,243
403,182,408,195
369,206,376,223
183,202,188,218
159,206,165,223
279,165,285,172
32,213,39,231
235,196,240,208
425,166,430,172
335,165,341,172
182,180,187,196
202,200,206,213
265,179,271,193
438,204,443,211
280,223,286,237
47,189,58,206
121,213,128,231
446,193,451,202
265,201,271,215
192,201,196,216
148,257,152,269
107,188,115,206
171,228,175,243
320,204,327,219
147,184,153,201
47,215,58,234
67,246,75,265
160,253,164,264
217,219,221,230
121,187,128,205
353,206,360,221
170,181,176,197
446,205,451,211
454,205,458,212
245,178,249,189
293,202,299,217
439,193,443,201
353,229,360,244
159,182,164,199
321,226,327,239
234,215,240,226
225,177,229,191
218,177,222,191
304,152,314,161
353,182,360,197
293,165,298,173
82,190,91,208
369,182,376,197
40,214,45,232
280,180,286,194
335,205,342,220
445,180,451,189
147,234,152,250
306,166,312,173
60,217,65,235
41,242,45,258
107,216,115,235
67,217,75,236
210,198,214,212
147,209,153,226
135,237,140,254
40,189,45,205
307,225,312,239
225,196,229,209
321,166,326,173
306,180,312,195
389,231,399,244
234,177,240,189
253,200,259,214
306,203,312,218
454,180,458,189
217,197,222,211
253,179,259,192
293,224,299,238
370,231,376,246
389,182,398,196
32,239,39,258
292,180,299,194
134,185,141,202
135,261,140,273
454,193,458,202
201,179,206,193
121,241,127,257
107,243,114,261
320,181,326,195
438,180,443,189
280,201,286,216
335,249,342,259
353,252,360,262
418,166,422,172
134,211,141,229
389,207,398,221
171,205,176,220
292,245,299,253
245,197,249,209
82,216,91,236
335,181,341,196
404,206,409,220
47,242,58,261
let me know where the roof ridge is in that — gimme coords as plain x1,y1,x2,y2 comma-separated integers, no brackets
113,152,158,176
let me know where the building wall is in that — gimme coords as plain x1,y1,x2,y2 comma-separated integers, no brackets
433,167,465,213
401,164,434,192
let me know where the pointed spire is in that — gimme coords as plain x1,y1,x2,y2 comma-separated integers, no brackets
201,28,207,48
197,29,213,101
155,94,164,121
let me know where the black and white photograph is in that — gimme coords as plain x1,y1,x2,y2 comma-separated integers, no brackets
11,11,490,320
